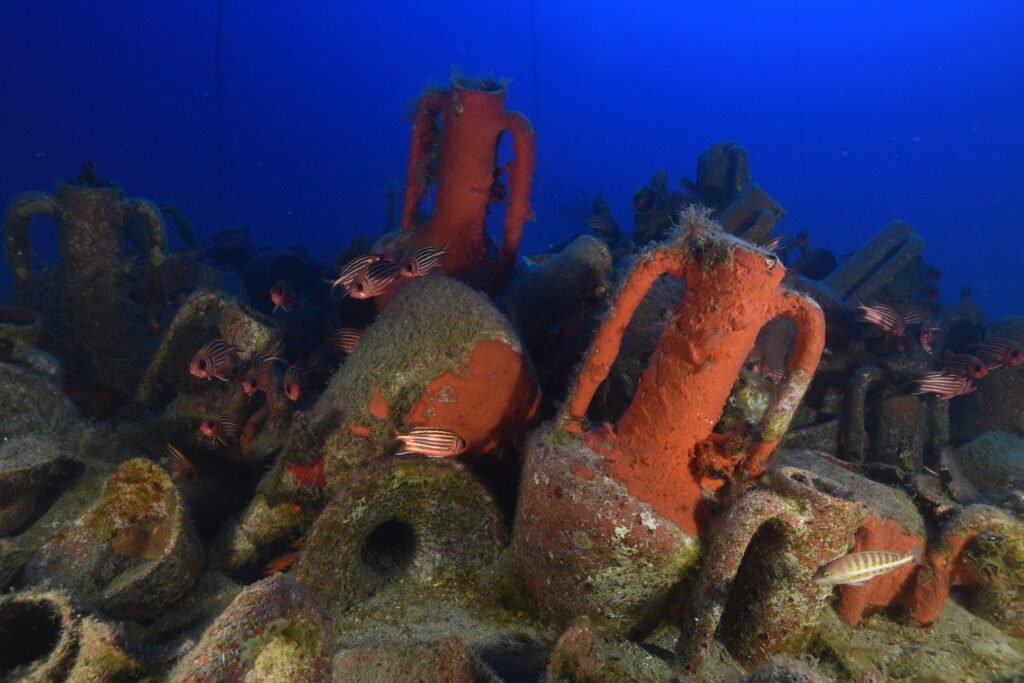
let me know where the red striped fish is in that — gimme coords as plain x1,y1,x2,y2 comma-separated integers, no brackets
584,210,619,237
330,327,362,354
854,303,905,338
940,354,989,380
917,322,939,354
283,365,311,401
901,304,934,326
199,415,241,446
165,443,197,481
331,253,384,292
241,354,284,395
349,261,403,299
189,339,236,381
270,280,298,313
910,372,976,400
758,234,786,254
969,338,1024,370
814,547,922,586
401,245,446,278
394,427,467,458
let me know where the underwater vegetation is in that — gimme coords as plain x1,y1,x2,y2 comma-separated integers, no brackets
1,75,1023,682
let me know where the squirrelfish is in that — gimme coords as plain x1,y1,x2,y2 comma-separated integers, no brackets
331,253,384,292
901,304,934,326
330,327,362,354
189,339,236,381
199,415,241,446
940,354,989,380
283,364,311,401
269,279,298,313
969,338,1024,370
813,547,923,586
401,245,446,278
584,209,619,237
263,551,300,575
241,354,283,395
758,234,786,254
918,322,939,354
910,372,976,400
165,443,197,481
854,303,905,338
394,427,467,458
349,261,403,299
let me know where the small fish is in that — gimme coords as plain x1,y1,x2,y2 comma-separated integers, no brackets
758,234,786,254
917,322,939,354
961,283,972,300
331,253,384,291
286,503,302,515
940,354,989,380
400,245,446,278
199,415,241,446
901,304,933,326
165,443,197,481
285,459,326,487
283,365,311,401
330,327,363,354
394,427,467,458
969,338,1024,370
348,261,403,299
263,551,300,575
910,372,976,399
241,354,284,395
814,547,923,586
269,279,298,313
189,339,236,381
923,265,943,281
855,303,905,338
584,210,619,237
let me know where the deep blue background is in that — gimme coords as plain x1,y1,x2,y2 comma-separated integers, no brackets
2,1,1021,317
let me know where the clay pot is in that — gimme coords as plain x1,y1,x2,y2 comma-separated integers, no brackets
0,434,76,536
25,459,203,620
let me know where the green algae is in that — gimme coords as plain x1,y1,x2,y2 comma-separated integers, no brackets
241,617,323,676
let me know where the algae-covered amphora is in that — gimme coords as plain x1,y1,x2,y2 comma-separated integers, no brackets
513,223,825,633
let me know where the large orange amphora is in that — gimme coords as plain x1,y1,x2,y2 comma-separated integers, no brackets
512,224,826,632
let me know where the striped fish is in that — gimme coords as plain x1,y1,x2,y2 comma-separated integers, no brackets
199,415,241,446
814,547,923,586
969,338,1024,370
940,354,989,380
349,261,403,299
331,253,384,291
394,427,467,458
584,210,619,237
330,327,363,354
189,338,236,381
910,372,976,399
401,245,446,278
283,365,311,401
241,354,283,395
758,234,786,254
917,322,939,354
854,303,905,338
165,443,197,481
269,279,297,313
901,304,934,326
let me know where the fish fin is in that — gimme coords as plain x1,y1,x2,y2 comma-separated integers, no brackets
846,580,869,587
911,545,925,565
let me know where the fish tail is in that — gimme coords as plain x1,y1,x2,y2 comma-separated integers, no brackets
911,545,925,565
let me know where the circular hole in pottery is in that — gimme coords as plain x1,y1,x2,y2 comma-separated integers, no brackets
0,599,62,673
360,519,416,585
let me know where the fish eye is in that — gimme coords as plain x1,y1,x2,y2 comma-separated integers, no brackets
198,359,207,369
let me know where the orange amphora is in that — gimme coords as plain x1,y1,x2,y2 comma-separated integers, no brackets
512,214,826,632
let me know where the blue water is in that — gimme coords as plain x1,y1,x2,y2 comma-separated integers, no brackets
1,1,1021,317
